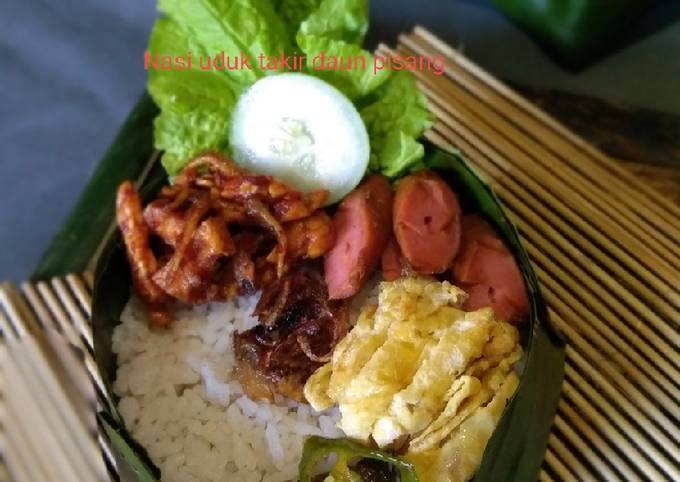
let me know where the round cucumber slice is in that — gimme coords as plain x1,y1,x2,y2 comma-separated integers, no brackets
229,73,369,205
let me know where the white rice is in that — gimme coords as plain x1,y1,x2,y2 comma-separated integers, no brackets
112,294,344,482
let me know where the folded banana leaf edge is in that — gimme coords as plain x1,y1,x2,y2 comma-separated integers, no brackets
34,93,566,482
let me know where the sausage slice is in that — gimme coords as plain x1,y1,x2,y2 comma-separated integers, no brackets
393,171,462,274
452,215,529,324
381,237,413,281
324,175,393,299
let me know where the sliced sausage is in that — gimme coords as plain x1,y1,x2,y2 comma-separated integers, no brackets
393,171,462,274
381,237,412,281
452,214,529,324
324,175,393,299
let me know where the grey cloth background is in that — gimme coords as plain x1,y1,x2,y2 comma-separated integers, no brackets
1,0,679,282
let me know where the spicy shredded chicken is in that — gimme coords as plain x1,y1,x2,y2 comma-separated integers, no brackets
115,152,335,327
116,181,172,327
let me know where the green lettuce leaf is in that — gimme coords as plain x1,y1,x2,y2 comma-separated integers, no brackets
296,0,390,99
148,0,292,175
361,71,434,176
272,0,322,41
154,109,232,176
376,131,425,177
158,0,291,84
147,18,243,175
297,0,368,45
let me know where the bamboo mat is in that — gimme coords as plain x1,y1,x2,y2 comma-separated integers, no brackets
0,275,113,482
1,26,679,482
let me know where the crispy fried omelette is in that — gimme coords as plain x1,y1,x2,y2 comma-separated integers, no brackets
304,276,522,482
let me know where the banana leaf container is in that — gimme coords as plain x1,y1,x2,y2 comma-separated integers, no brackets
33,92,565,482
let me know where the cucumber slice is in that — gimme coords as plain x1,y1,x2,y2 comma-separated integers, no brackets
230,73,369,205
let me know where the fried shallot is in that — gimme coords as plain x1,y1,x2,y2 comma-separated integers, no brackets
233,262,349,402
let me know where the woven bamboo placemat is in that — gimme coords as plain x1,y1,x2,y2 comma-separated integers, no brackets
1,27,678,482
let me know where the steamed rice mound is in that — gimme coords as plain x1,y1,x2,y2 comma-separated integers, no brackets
112,294,342,482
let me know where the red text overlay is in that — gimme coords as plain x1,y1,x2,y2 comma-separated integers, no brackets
144,50,446,76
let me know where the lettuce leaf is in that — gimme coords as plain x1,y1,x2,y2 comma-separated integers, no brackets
147,18,244,175
154,109,232,176
158,0,291,84
375,131,425,177
148,0,293,175
296,0,390,99
297,0,368,45
361,71,434,177
272,0,322,41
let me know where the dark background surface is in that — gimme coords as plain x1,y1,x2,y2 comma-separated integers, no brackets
1,0,679,282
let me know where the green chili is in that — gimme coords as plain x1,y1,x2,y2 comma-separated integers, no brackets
299,436,419,482
492,0,651,69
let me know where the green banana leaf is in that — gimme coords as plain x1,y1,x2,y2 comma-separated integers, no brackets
35,95,565,482
33,93,159,280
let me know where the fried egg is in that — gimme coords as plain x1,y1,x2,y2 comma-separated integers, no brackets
303,276,523,482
